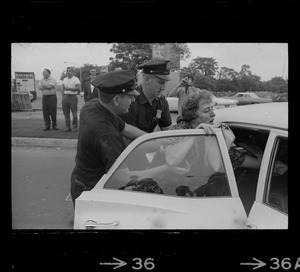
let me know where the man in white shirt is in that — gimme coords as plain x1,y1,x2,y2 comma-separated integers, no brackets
62,67,81,132
38,69,58,130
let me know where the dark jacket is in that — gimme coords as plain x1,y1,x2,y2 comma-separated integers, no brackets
83,81,99,102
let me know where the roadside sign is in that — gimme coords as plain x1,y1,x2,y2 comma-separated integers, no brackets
15,72,36,93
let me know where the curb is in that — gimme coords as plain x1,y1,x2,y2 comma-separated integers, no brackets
12,137,77,149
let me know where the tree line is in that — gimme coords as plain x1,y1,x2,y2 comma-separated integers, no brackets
61,43,288,94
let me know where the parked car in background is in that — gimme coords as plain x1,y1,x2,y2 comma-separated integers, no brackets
166,94,238,112
222,92,273,105
74,102,288,230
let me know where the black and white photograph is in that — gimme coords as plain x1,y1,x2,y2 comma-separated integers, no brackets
10,1,297,270
11,42,288,230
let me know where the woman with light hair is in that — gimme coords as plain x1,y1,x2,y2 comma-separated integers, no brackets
165,89,287,177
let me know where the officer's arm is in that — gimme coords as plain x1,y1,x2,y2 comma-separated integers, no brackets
158,99,173,131
122,123,147,140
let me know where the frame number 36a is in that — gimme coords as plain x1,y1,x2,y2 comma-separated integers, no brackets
132,258,155,270
270,257,300,270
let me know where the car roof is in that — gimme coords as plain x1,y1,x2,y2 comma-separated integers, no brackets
214,102,288,130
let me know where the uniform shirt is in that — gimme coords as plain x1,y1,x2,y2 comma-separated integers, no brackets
74,98,126,188
62,76,80,94
38,76,57,96
120,85,172,133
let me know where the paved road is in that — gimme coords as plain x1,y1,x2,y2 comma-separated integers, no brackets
12,146,76,229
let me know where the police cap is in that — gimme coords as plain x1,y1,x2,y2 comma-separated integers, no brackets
138,59,171,81
92,70,139,96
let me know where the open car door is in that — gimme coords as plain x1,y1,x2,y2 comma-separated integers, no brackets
74,129,249,229
246,129,288,229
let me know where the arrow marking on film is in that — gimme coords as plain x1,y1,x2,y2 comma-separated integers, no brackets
99,257,127,270
240,257,266,270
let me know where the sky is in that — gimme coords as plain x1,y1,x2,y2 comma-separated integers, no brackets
11,43,288,82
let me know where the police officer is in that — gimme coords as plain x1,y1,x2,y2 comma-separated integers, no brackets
70,70,147,207
120,59,173,133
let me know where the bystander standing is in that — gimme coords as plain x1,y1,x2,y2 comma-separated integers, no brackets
38,69,58,131
167,74,199,116
83,68,99,103
62,67,81,132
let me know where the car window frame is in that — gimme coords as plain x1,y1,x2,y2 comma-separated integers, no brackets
262,135,288,215
94,128,240,198
254,129,288,205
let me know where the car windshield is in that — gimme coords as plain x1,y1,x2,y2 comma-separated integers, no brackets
104,134,232,198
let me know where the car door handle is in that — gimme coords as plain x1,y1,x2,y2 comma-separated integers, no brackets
245,224,258,229
84,219,120,229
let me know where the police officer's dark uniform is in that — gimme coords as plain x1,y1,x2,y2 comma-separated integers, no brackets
70,70,139,206
120,59,172,132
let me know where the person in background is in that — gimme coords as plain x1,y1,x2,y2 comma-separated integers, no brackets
83,68,99,103
70,69,147,207
167,74,199,116
38,69,58,131
62,67,81,132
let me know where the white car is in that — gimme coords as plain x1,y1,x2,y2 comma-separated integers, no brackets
223,92,273,105
166,95,238,112
74,102,288,229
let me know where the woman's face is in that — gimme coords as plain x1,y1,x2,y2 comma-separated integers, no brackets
194,100,216,126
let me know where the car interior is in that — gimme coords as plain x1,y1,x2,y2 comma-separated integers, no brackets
230,126,288,215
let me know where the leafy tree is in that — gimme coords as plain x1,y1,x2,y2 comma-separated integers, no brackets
188,57,218,78
108,43,152,71
218,67,239,80
193,73,217,92
108,43,191,72
239,64,252,78
265,76,288,93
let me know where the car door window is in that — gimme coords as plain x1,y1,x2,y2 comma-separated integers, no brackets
263,137,288,214
104,135,231,198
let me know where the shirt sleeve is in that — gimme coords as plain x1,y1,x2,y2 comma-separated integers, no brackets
119,103,138,127
94,134,125,173
49,77,57,88
158,98,172,128
74,77,81,84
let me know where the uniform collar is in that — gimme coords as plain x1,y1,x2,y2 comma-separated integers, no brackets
96,100,118,118
138,85,158,105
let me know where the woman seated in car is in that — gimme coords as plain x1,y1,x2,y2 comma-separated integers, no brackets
164,89,288,184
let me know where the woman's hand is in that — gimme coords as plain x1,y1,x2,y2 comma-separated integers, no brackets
196,123,215,134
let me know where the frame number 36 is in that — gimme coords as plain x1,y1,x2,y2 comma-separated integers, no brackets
132,258,155,270
270,258,300,270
